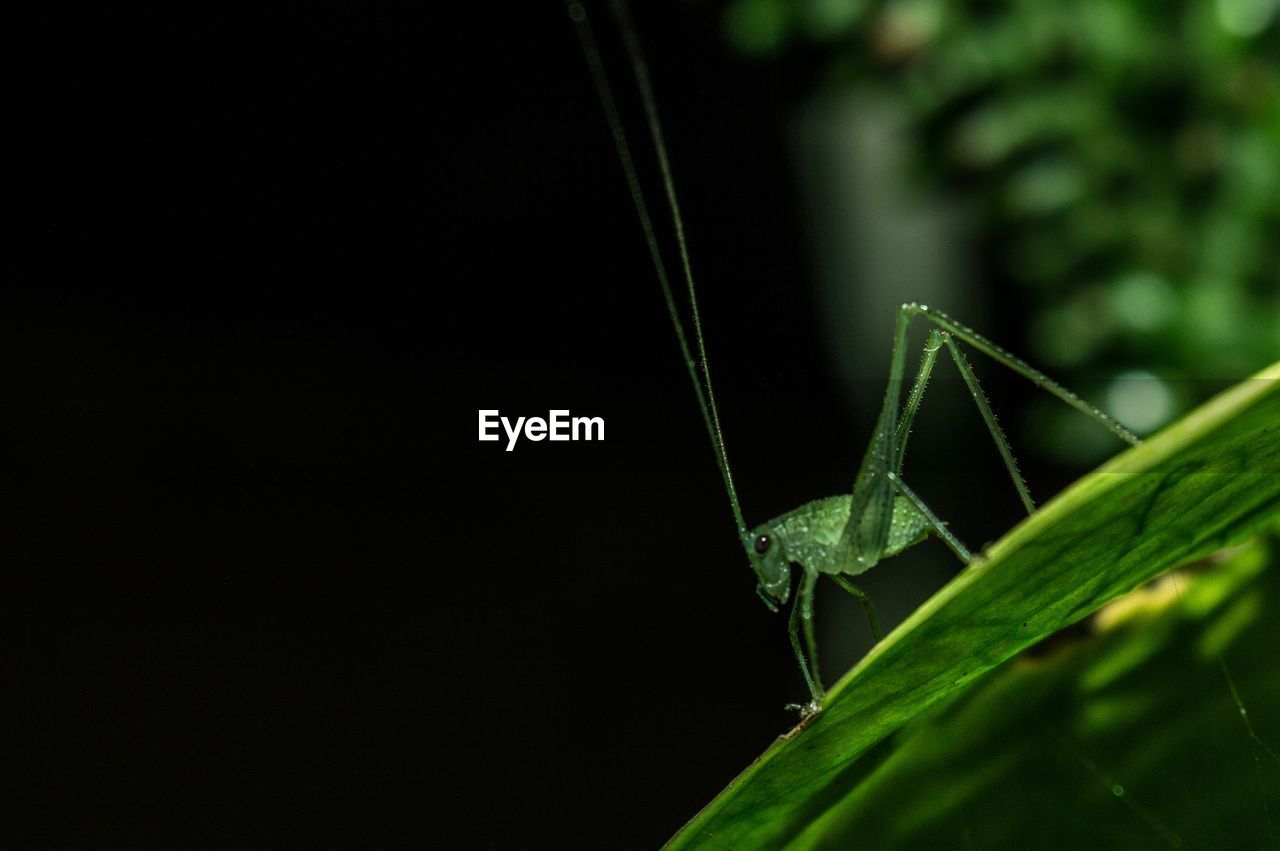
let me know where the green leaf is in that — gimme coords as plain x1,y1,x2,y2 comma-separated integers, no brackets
668,361,1280,848
798,538,1280,847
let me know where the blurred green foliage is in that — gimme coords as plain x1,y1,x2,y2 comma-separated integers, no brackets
723,0,1280,430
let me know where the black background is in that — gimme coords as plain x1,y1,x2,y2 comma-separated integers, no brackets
6,2,1049,846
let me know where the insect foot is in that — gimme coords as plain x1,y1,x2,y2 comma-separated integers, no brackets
784,700,824,719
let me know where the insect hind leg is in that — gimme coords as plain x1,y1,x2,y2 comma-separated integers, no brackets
890,321,1034,515
901,303,1140,446
886,471,973,563
938,332,1036,514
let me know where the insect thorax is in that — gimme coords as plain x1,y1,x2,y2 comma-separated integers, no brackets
760,495,855,575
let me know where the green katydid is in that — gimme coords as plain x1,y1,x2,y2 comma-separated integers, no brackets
571,1,1141,714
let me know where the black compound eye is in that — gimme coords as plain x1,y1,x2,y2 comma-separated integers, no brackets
753,534,771,554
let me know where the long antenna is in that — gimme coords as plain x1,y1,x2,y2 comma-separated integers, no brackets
569,1,749,539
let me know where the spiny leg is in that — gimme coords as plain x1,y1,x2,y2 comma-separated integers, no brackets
938,333,1035,515
892,326,1027,507
900,303,1140,446
788,576,822,703
853,303,1125,572
885,471,973,563
848,301,1073,567
893,328,946,473
892,304,1128,517
890,325,1033,532
829,575,884,642
844,309,913,565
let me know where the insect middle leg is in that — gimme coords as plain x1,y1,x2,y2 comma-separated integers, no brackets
829,574,883,642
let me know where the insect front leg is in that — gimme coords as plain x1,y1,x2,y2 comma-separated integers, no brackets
787,568,824,707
